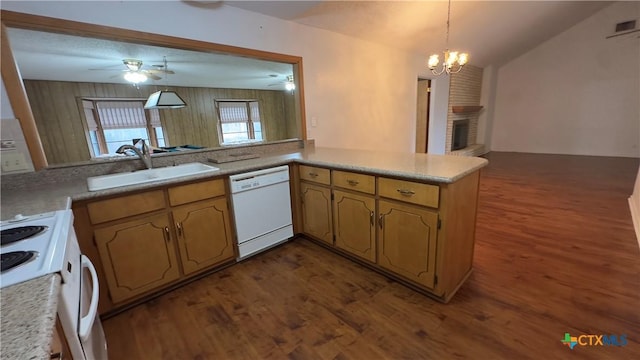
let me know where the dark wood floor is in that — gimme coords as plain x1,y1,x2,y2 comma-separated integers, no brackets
103,152,640,359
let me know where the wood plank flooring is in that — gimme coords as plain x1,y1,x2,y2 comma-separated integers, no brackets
103,152,640,359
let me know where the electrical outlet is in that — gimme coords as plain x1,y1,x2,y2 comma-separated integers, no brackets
1,152,29,172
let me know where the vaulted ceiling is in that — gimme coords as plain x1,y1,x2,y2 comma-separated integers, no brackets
225,0,611,67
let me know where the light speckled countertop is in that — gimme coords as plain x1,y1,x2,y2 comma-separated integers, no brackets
0,274,61,360
1,147,487,220
0,147,487,357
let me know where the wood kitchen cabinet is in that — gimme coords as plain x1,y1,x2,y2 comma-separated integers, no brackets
333,190,376,262
295,164,481,303
300,182,333,245
172,197,235,275
74,177,237,314
299,165,333,245
94,213,181,303
377,200,438,288
331,170,376,262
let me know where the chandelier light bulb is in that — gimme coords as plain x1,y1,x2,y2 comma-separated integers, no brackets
285,82,295,91
446,51,459,66
428,54,440,68
458,53,469,66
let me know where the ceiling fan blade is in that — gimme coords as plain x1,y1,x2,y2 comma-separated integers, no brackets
146,69,175,75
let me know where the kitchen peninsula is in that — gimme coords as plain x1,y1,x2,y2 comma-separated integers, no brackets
0,146,487,358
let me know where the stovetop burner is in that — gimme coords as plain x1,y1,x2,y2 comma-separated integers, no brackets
1,251,38,272
1,226,47,246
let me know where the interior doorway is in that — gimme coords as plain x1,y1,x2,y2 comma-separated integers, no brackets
415,79,431,153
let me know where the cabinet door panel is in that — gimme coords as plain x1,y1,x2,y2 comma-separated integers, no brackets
300,182,333,244
333,190,375,262
173,198,235,275
378,200,438,288
94,214,180,303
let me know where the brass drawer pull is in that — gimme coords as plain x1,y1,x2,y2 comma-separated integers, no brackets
378,214,384,229
347,179,360,186
370,211,374,226
308,172,318,178
397,189,416,196
164,227,170,242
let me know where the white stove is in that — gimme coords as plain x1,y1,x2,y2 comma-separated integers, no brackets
0,209,108,359
0,210,73,288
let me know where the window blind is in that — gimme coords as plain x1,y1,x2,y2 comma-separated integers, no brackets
96,101,147,129
82,100,98,131
148,108,161,127
218,102,249,123
249,101,260,122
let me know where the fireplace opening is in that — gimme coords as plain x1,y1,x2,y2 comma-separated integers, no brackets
452,119,469,151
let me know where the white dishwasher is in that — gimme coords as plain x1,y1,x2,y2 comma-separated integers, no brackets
229,165,293,260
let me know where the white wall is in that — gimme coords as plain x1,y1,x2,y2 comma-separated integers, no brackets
1,80,15,119
489,2,640,157
1,0,436,154
1,79,36,174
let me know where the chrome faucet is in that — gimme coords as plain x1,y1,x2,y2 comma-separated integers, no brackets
116,139,153,169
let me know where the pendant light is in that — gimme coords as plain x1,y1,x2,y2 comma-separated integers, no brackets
428,0,469,75
144,57,186,109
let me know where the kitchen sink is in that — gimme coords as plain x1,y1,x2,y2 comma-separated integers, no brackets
87,162,220,191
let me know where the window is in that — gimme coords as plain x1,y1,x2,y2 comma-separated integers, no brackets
215,100,263,144
82,100,165,157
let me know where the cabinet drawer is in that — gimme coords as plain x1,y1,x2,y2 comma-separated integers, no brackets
87,190,165,224
168,178,225,206
332,170,375,194
299,165,330,185
378,178,439,208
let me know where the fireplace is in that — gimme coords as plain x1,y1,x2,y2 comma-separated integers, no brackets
452,119,469,151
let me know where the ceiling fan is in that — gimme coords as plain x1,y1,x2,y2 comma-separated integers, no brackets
92,58,175,84
122,58,176,84
268,75,295,91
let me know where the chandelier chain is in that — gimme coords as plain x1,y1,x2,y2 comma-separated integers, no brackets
446,0,451,49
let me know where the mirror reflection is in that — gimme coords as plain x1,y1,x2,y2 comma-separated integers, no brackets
6,27,301,166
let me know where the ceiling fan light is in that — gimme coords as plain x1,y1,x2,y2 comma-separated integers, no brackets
123,59,143,72
124,71,147,84
144,90,187,109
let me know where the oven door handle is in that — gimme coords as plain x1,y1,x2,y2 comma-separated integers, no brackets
79,255,100,341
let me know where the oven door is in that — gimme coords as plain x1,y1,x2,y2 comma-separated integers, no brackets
79,255,108,360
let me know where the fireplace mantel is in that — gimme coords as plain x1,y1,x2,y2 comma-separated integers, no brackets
452,106,484,114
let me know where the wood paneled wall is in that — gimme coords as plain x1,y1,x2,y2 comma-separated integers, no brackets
24,80,297,165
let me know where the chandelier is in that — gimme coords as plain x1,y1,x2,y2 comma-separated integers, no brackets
428,0,469,75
